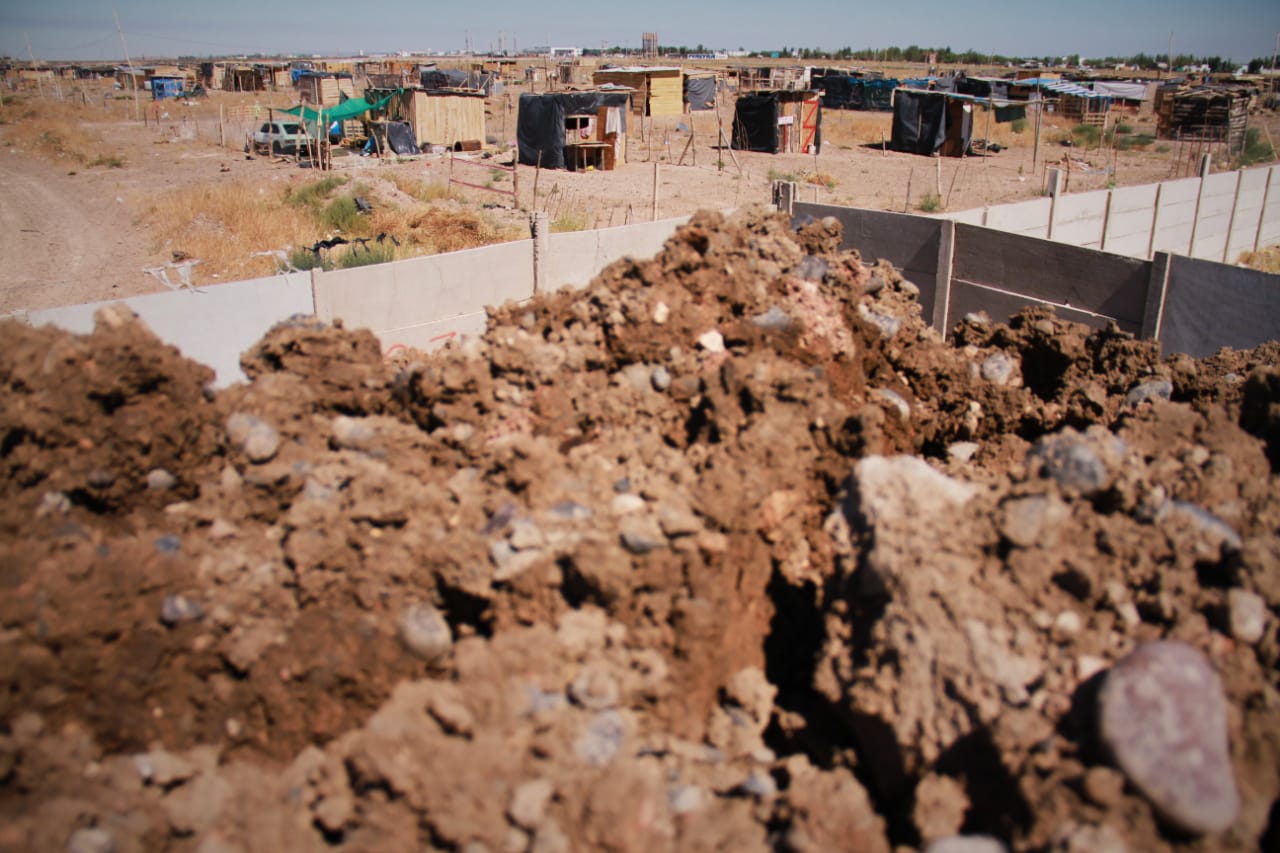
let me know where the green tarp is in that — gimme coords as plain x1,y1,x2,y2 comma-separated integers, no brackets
282,92,395,124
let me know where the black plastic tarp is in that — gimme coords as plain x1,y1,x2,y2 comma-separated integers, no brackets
385,121,420,155
814,75,896,111
732,93,779,152
891,90,950,155
955,76,1009,100
516,92,630,169
684,76,716,110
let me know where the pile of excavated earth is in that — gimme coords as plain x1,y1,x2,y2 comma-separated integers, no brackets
1,209,1278,853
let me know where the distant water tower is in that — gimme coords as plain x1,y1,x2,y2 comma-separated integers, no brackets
642,32,658,58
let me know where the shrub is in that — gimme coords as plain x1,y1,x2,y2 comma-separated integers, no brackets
1071,124,1101,147
337,243,396,268
320,196,363,233
285,175,347,208
1114,122,1133,135
1010,117,1028,134
916,193,942,213
88,154,125,168
551,210,590,232
1236,127,1276,167
287,246,330,271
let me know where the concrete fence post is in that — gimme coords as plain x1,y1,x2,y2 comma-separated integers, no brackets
1045,168,1065,240
1252,165,1275,253
1198,153,1212,178
772,180,797,215
1141,252,1172,341
530,211,549,294
932,220,955,335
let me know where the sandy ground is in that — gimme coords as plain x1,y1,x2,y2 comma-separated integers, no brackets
0,83,1276,315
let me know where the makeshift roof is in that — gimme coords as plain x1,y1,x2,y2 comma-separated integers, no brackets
282,92,396,123
1014,78,1112,99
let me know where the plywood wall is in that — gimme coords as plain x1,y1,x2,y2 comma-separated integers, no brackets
405,92,487,148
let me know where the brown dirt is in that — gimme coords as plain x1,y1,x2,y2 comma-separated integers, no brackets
1,208,1278,852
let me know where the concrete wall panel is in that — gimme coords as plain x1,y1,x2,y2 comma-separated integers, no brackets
26,273,314,387
1190,171,1239,261
1226,167,1270,261
546,217,687,292
985,197,1051,239
948,279,1119,333
1052,190,1109,249
313,240,535,335
1150,177,1202,256
1259,166,1280,248
943,207,986,226
1103,183,1159,258
1160,254,1280,357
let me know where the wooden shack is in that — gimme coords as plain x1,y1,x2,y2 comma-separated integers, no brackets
1155,84,1250,153
592,67,683,116
298,73,356,107
390,89,487,149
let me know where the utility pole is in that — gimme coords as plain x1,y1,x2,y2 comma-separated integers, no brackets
1168,31,1175,74
24,33,44,98
114,7,140,120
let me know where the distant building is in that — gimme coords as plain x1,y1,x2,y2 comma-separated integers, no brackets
549,46,581,59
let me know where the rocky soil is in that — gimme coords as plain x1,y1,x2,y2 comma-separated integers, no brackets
1,208,1278,852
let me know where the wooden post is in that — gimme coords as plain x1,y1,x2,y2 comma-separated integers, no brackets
533,149,542,210
1032,99,1042,172
935,154,942,199
903,169,914,212
651,161,660,221
984,98,992,165
881,130,886,157
512,159,521,210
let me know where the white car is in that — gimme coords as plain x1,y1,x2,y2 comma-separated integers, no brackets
252,121,312,155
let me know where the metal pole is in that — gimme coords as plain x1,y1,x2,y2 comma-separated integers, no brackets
113,8,140,121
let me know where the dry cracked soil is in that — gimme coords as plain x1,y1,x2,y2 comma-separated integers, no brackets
1,208,1278,853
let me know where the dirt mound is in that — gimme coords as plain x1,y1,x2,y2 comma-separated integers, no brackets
1,209,1277,852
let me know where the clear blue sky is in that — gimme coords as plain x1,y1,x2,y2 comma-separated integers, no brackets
4,0,1277,64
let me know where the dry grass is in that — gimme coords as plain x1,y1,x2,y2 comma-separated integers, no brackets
394,205,524,253
1237,245,1280,273
145,181,317,281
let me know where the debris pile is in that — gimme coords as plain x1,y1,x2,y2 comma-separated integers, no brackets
1,209,1277,852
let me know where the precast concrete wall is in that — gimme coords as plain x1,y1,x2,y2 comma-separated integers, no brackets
545,216,689,292
942,165,1280,262
1051,190,1109,249
1102,184,1159,257
1190,171,1239,262
25,273,314,387
985,197,1051,239
313,240,536,354
1158,255,1280,357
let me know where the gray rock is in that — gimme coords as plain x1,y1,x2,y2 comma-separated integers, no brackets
791,255,830,282
737,770,777,798
924,837,1009,853
863,274,886,294
67,827,116,853
1165,501,1242,553
134,749,198,787
569,664,620,710
508,778,554,829
147,469,178,491
947,442,980,463
963,312,990,327
617,363,653,394
549,501,592,522
856,303,902,339
620,516,667,554
225,413,280,463
751,306,793,330
331,415,377,451
697,330,725,353
155,534,182,554
875,388,911,420
161,594,205,626
1097,640,1239,835
999,494,1069,549
1126,378,1173,407
667,784,705,814
651,365,672,391
398,604,453,662
1028,429,1125,495
846,455,977,532
575,710,625,766
1227,589,1268,644
898,279,920,298
980,352,1018,386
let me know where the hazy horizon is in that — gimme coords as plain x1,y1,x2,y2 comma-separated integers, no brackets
3,1,1277,65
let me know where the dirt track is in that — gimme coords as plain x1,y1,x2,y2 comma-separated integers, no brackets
0,149,155,314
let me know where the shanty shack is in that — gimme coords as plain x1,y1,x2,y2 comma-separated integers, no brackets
386,89,487,150
1155,83,1250,153
297,72,355,106
890,88,972,156
683,71,718,111
592,67,683,116
517,91,630,170
813,73,897,111
732,90,822,154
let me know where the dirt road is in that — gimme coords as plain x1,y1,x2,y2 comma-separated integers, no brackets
0,149,156,314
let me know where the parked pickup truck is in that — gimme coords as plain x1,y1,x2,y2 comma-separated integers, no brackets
252,121,312,156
